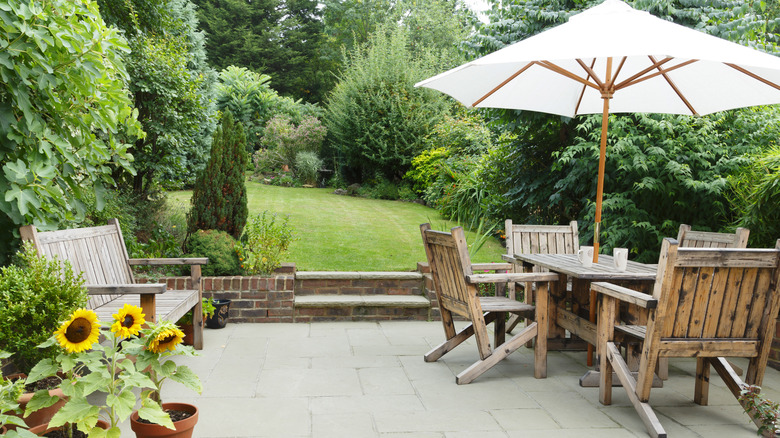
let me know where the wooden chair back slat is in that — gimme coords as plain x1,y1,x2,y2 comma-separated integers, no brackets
677,224,750,249
506,221,579,256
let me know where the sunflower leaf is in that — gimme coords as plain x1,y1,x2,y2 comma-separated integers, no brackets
137,399,175,430
48,397,99,429
26,358,58,383
106,388,135,421
25,390,59,416
167,364,202,394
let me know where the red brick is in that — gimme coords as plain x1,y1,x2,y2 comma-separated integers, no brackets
273,291,294,300
241,278,250,290
269,308,293,317
242,291,268,300
297,308,327,316
240,309,268,318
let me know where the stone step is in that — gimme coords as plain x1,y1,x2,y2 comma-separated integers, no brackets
294,294,430,308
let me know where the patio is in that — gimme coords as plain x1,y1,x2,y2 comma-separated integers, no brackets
118,321,780,437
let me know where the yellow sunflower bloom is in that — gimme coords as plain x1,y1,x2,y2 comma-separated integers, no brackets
146,323,185,353
111,304,145,337
54,309,101,353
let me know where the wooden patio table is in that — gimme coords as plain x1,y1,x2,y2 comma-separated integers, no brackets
503,253,658,386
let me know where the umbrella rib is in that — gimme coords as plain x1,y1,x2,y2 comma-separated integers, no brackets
610,57,628,89
614,57,674,90
472,61,536,107
726,63,780,92
576,59,604,88
649,55,698,116
538,61,600,90
575,59,598,114
615,59,698,90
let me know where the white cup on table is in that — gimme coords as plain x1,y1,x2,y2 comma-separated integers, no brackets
613,248,628,271
577,246,594,267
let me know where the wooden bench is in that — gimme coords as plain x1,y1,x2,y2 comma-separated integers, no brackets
19,219,208,349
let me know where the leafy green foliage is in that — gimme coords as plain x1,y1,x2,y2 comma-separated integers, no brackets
238,211,297,275
739,385,780,437
324,27,452,182
294,151,324,186
0,244,87,373
100,0,217,193
184,230,240,276
0,0,143,264
729,139,780,247
187,111,249,239
262,115,327,171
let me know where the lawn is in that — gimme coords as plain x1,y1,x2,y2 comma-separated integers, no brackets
168,182,506,271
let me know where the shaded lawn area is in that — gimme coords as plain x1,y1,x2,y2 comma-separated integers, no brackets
168,183,506,271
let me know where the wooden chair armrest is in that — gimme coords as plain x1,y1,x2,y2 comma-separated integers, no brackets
466,272,558,284
591,282,657,309
86,284,167,295
471,263,514,271
129,258,209,266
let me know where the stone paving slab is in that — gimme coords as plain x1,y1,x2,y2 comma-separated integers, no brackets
115,321,780,437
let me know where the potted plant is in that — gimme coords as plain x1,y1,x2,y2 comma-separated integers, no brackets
205,299,231,329
126,320,202,438
0,243,87,430
25,304,200,437
177,298,215,345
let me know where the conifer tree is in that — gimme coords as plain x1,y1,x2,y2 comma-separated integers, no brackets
187,111,248,239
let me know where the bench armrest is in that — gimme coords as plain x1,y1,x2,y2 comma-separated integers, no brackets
466,272,558,284
591,281,657,309
86,284,167,295
471,263,514,271
129,258,209,266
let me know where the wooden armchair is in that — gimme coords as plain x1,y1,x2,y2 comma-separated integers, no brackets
20,219,208,349
420,223,558,384
594,238,780,438
503,220,579,332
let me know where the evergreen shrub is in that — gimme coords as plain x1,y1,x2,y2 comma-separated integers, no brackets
185,230,241,276
187,111,249,239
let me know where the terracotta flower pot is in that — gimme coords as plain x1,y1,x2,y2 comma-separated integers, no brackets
28,419,109,436
130,402,198,438
6,374,67,430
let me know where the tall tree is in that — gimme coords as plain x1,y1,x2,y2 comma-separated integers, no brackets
187,111,249,238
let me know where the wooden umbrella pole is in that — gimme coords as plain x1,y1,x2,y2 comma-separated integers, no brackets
589,58,613,367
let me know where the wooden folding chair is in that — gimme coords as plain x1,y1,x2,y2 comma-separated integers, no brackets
594,238,780,438
503,220,579,333
421,223,558,384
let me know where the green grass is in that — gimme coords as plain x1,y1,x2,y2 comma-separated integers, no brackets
168,182,506,271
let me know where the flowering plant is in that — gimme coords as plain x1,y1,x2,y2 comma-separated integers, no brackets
26,305,201,437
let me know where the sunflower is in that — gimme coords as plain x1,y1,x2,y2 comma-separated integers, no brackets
54,309,101,353
111,304,145,337
146,322,185,353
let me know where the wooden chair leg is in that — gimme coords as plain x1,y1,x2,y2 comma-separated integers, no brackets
606,342,667,438
694,358,710,405
494,313,506,347
457,322,538,384
425,313,499,362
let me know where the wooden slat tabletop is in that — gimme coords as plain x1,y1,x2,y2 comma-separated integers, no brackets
503,253,657,280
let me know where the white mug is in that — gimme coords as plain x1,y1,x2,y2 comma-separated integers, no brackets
613,248,628,272
577,246,594,267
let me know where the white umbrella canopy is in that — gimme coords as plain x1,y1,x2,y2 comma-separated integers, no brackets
416,0,780,259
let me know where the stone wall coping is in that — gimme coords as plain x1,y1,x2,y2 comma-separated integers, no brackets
295,295,429,308
295,271,423,281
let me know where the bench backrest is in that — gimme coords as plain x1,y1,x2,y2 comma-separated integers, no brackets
19,219,134,309
505,220,580,256
677,224,749,248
